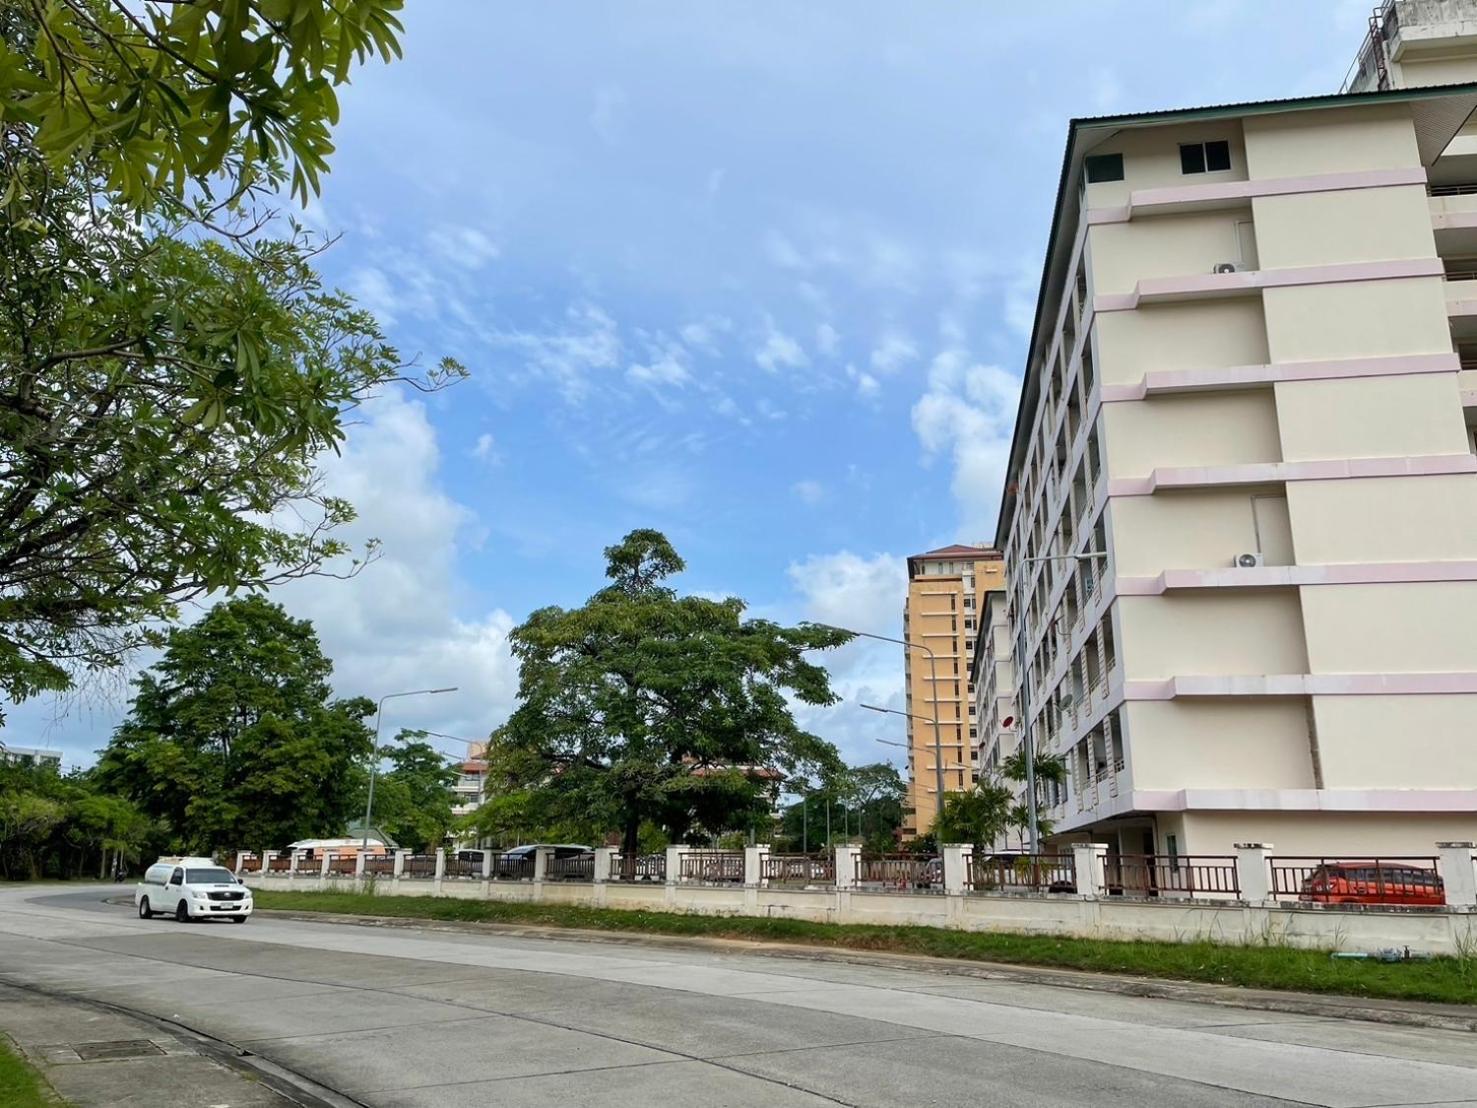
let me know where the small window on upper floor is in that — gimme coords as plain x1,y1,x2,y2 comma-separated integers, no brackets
1180,140,1231,175
1084,153,1123,183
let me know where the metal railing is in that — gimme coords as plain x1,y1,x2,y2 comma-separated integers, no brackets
267,853,292,873
853,853,942,893
1431,182,1477,197
401,853,437,879
488,852,534,881
967,854,1076,894
443,855,481,879
678,850,745,884
546,854,595,882
326,853,357,876
1106,854,1240,899
1269,857,1444,905
608,853,667,882
364,854,394,877
290,854,319,874
238,854,262,873
760,853,835,887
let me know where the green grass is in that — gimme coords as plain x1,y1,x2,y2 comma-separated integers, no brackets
255,888,1477,1007
0,1037,62,1107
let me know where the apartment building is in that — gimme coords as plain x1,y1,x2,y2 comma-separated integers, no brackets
991,70,1477,859
901,545,1004,837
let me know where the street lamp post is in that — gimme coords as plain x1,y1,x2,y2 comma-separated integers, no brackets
1014,551,1106,855
361,687,458,850
817,625,947,823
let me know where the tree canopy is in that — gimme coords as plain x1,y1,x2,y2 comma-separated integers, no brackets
0,758,155,880
94,596,373,851
0,2,463,719
360,731,458,854
482,530,852,855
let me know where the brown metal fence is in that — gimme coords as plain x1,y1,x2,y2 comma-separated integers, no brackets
1268,857,1444,905
443,854,481,879
401,854,437,879
608,853,667,882
760,853,835,887
267,853,291,873
853,853,941,893
967,854,1076,894
1106,854,1239,899
326,853,357,876
364,854,394,877
291,853,319,874
678,851,745,884
238,854,262,873
489,852,535,881
546,854,595,881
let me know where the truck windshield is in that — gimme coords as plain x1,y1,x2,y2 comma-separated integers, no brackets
186,868,236,884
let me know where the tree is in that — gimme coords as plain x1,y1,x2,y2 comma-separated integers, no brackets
94,596,373,851
0,759,155,879
488,529,850,859
361,732,458,853
932,782,1014,853
0,2,464,718
999,749,1066,850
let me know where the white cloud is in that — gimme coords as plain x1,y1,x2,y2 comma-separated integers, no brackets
815,322,840,357
869,332,918,375
627,351,690,388
347,267,399,327
911,349,1021,541
471,432,500,464
427,224,501,269
754,318,809,373
679,316,730,352
590,84,629,145
492,303,621,402
845,363,881,400
791,479,825,505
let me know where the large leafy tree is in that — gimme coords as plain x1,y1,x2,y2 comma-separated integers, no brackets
487,530,850,857
95,596,373,851
0,2,463,719
0,759,155,879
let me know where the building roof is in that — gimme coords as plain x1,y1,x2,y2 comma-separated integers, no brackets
907,544,1001,579
994,80,1477,548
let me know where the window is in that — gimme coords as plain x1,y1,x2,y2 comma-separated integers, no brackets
1084,152,1123,183
1180,139,1231,175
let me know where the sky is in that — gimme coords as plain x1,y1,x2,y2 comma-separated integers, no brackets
8,1,1374,773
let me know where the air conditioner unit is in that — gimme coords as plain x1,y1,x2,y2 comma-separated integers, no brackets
1212,261,1242,275
1233,552,1264,568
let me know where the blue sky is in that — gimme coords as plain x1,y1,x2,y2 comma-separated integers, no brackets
11,2,1373,771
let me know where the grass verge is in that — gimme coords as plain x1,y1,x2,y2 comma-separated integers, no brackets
0,1037,62,1107
254,888,1477,1006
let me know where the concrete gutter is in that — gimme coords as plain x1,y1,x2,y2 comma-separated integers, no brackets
256,907,1477,1034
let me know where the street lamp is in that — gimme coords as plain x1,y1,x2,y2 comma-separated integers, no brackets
361,687,458,849
817,624,947,822
1014,551,1106,855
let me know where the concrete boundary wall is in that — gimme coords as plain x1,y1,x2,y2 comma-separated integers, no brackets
243,869,1477,957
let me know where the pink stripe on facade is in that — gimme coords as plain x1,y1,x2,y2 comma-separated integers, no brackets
1131,788,1477,813
1098,352,1459,403
1115,560,1477,595
1084,166,1429,226
1094,257,1445,314
1124,673,1477,699
1107,453,1477,497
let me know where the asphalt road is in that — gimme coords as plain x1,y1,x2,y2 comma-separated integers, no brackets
0,884,1473,1108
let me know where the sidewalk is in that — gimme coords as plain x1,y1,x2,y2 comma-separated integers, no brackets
0,982,330,1107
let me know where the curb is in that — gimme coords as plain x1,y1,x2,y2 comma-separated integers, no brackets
256,908,1477,1033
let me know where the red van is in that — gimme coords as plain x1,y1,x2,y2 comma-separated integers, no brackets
1299,862,1444,906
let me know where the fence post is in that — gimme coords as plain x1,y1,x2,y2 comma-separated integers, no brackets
1071,842,1108,898
1437,842,1477,908
354,850,366,880
534,845,552,884
262,850,277,879
480,846,494,881
664,845,683,886
744,844,765,888
392,848,406,881
1235,843,1274,903
942,843,969,896
434,848,447,885
834,844,859,891
289,850,302,881
319,852,331,880
593,847,613,885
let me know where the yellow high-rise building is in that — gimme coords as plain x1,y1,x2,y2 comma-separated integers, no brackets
901,545,1005,838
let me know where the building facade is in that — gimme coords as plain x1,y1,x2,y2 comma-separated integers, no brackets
994,71,1477,859
901,545,1004,837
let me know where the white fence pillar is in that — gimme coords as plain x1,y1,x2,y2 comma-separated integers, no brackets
289,850,303,880
434,849,447,883
1071,842,1109,898
392,849,406,881
533,845,552,883
262,850,277,878
834,844,859,890
593,847,613,884
318,853,331,880
744,844,766,887
1235,843,1274,903
1437,841,1477,908
354,850,366,879
480,846,494,880
941,843,970,896
664,845,683,885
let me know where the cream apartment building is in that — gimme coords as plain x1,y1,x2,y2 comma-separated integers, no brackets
901,545,1004,837
990,72,1477,860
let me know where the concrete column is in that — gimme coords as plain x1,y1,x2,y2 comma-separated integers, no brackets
434,848,447,887
319,853,332,880
262,851,277,879
664,846,683,885
834,845,860,890
744,844,766,888
942,843,970,896
593,847,613,885
392,849,406,880
288,850,301,881
1235,843,1274,903
354,851,366,879
1437,842,1477,908
480,846,494,880
1071,842,1109,898
533,845,552,883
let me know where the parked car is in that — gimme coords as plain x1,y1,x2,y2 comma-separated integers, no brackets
493,843,593,879
1299,862,1444,906
136,856,252,923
